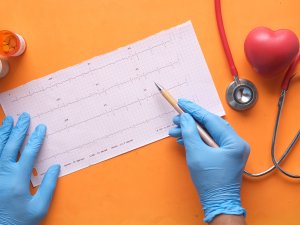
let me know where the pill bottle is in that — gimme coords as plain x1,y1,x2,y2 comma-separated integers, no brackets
0,30,26,57
0,58,10,78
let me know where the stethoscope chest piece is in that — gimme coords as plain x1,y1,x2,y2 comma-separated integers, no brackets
226,78,258,111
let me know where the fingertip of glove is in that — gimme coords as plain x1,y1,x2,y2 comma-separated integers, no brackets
178,98,189,103
49,164,61,176
3,116,13,125
172,115,180,124
178,98,190,107
36,124,47,136
16,112,30,127
54,164,61,171
178,99,203,113
20,112,30,120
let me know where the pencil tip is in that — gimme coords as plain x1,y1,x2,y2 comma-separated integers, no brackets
154,82,163,91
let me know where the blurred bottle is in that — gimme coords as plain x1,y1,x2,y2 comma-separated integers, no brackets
0,30,26,57
0,58,9,78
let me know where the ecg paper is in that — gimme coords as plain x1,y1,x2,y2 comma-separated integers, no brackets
0,21,224,186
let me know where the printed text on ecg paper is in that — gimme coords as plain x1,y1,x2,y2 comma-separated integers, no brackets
0,22,224,186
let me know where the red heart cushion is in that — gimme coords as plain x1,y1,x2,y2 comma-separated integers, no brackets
244,27,299,77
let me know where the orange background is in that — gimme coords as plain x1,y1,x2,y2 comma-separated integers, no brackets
1,0,300,224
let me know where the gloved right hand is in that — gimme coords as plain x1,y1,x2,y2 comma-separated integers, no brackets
0,113,60,225
169,99,250,223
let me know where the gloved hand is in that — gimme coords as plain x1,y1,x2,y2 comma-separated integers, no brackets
169,99,250,223
0,113,60,225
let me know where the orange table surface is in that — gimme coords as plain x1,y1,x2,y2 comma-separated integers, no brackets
1,0,300,224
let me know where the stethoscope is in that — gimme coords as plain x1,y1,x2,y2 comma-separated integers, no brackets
214,0,300,178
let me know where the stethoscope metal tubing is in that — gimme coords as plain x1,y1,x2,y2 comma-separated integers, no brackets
243,90,300,178
271,90,300,178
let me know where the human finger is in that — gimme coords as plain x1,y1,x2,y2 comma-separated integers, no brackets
20,124,46,178
169,127,182,138
32,164,60,218
172,115,180,126
1,113,30,162
180,113,207,156
0,116,14,157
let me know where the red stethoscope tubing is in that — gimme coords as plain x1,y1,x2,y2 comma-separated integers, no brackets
215,0,238,77
215,0,299,89
281,52,300,90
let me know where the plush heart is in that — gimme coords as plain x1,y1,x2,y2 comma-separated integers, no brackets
244,27,299,78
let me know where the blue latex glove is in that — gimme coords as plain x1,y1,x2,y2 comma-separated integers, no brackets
169,99,250,223
0,113,60,225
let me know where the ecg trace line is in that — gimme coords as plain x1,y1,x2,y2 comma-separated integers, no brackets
32,60,179,119
11,40,172,102
46,82,186,137
39,110,175,163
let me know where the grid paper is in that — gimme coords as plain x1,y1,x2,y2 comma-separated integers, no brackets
0,21,224,186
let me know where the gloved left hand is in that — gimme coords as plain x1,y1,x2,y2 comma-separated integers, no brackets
0,113,60,225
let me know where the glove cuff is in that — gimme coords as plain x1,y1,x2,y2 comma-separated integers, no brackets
200,183,246,223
